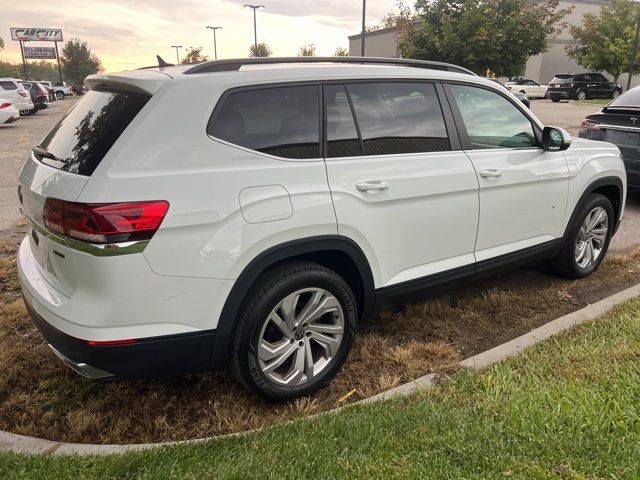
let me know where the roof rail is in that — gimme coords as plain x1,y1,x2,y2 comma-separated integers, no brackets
183,56,475,76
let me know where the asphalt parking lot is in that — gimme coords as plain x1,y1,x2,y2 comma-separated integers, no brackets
0,97,638,251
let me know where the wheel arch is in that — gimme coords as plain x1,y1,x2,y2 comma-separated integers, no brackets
210,235,375,368
563,176,624,240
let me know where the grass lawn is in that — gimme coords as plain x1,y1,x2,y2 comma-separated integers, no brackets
2,296,640,479
578,98,611,106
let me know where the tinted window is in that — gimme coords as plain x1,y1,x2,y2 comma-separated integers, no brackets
450,85,536,149
346,82,450,156
551,75,574,83
325,85,362,157
592,74,607,83
0,81,17,90
38,90,150,176
524,80,538,86
210,85,320,159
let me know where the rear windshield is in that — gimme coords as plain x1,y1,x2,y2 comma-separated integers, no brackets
607,87,640,108
551,75,574,83
38,90,149,176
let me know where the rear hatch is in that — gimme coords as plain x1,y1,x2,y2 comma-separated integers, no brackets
548,74,575,90
18,76,160,296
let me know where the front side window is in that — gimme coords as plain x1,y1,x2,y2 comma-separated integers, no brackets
210,85,320,159
346,82,450,156
450,84,537,149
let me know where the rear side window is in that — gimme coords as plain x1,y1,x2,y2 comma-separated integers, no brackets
0,81,17,90
38,90,149,176
210,85,320,159
345,82,450,156
325,84,362,158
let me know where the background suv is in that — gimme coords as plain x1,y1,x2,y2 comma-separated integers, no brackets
548,73,622,102
18,57,626,401
0,78,34,115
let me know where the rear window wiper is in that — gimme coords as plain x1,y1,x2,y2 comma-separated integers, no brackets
32,146,68,163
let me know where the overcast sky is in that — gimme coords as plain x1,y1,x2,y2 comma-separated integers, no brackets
1,0,400,72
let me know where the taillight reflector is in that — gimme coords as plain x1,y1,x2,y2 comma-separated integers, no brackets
43,199,169,244
0,102,12,109
85,338,137,346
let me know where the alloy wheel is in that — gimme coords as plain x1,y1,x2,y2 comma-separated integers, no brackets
574,206,608,269
577,90,586,101
257,288,344,386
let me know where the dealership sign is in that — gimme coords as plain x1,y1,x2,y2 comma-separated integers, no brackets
24,46,57,59
10,28,63,42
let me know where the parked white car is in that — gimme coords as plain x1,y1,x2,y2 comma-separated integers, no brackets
0,98,19,124
505,78,549,99
0,78,34,114
18,57,626,401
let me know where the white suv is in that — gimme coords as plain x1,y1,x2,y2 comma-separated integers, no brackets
0,78,34,115
17,57,626,400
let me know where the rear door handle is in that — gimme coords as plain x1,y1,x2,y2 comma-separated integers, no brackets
479,169,502,179
355,181,389,192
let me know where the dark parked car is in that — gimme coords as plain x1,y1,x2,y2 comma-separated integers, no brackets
21,82,50,115
487,78,530,108
547,73,622,102
579,86,640,188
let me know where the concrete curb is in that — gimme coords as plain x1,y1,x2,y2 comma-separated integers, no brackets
2,281,639,456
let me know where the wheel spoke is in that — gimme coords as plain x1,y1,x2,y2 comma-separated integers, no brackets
268,311,293,339
279,293,300,331
300,295,341,326
303,340,314,381
258,338,292,361
261,342,298,373
309,331,340,356
294,289,323,327
306,322,342,334
575,241,587,263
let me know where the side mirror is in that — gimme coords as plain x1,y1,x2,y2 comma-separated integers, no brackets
542,126,572,151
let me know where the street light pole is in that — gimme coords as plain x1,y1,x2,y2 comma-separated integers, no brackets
206,26,222,60
628,14,640,91
361,0,366,56
244,4,265,51
171,45,182,64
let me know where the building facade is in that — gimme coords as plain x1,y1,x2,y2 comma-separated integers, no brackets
348,0,639,88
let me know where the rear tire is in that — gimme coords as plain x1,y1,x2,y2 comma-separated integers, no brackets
55,91,65,100
577,89,587,101
231,262,357,402
551,98,560,103
549,194,614,279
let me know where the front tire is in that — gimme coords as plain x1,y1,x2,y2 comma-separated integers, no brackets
551,98,560,103
55,91,65,100
231,262,357,401
577,89,587,101
550,194,614,279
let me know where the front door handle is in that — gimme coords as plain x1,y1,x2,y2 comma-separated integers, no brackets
479,169,502,179
356,181,389,192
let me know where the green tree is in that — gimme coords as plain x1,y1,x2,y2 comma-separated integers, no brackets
298,44,316,56
180,46,208,64
399,0,571,77
567,0,640,84
334,47,349,56
61,37,103,86
249,43,272,57
0,61,22,78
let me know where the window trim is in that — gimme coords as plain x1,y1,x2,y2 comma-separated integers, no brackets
207,81,324,161
322,79,460,159
442,81,544,152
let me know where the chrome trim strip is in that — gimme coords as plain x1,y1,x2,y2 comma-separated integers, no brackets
48,344,115,379
29,217,150,257
600,124,640,133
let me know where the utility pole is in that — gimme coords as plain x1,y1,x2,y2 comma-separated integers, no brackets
171,45,182,64
628,14,640,91
244,4,265,51
206,26,222,60
360,0,367,56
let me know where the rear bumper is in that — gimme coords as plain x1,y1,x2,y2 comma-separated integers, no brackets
25,300,217,379
548,90,576,100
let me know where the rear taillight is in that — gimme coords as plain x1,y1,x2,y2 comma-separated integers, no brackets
18,90,28,97
0,102,12,109
581,119,600,130
38,87,48,96
43,199,169,244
